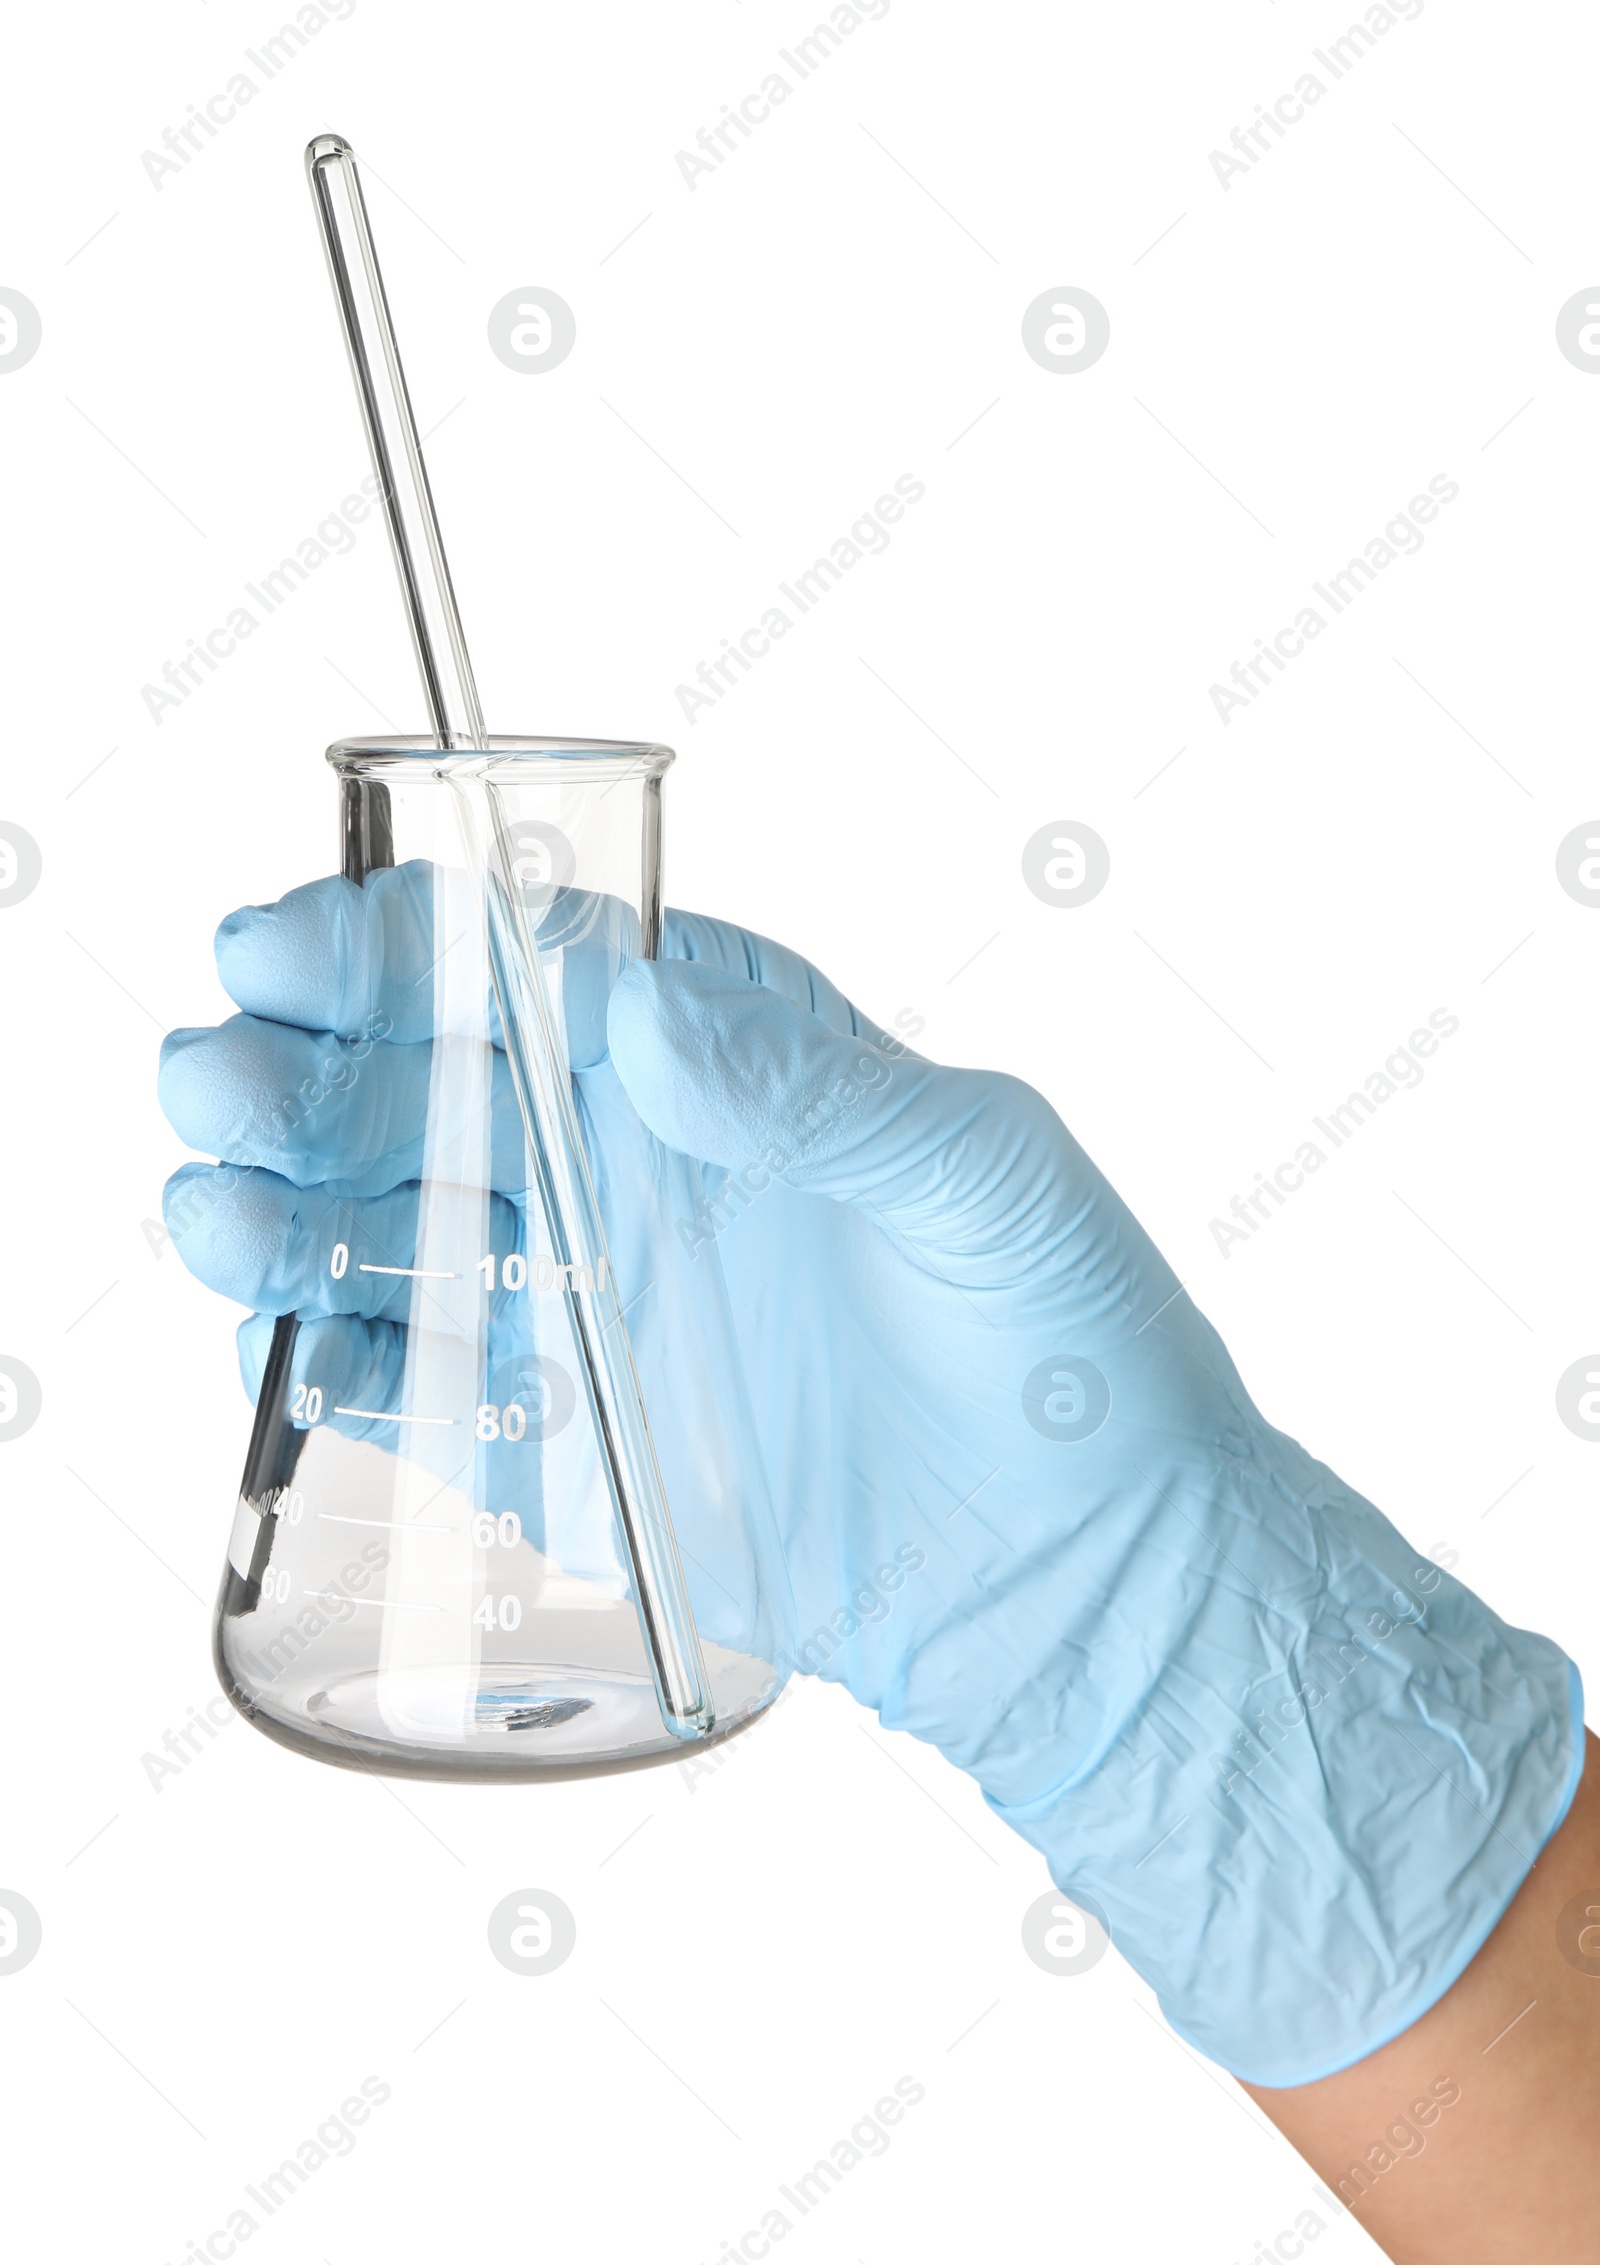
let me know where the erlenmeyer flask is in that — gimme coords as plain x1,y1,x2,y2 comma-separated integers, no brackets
215,736,794,1779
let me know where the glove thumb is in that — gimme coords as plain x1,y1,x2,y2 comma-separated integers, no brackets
607,958,1061,1261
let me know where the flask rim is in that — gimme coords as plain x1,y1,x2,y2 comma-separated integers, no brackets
326,735,675,780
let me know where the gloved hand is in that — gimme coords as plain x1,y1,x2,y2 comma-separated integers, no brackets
160,882,1583,2086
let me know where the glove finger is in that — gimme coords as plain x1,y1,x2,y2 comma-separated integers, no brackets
159,1014,527,1197
662,908,902,1047
217,866,634,1065
237,1309,411,1449
607,957,1075,1271
164,1162,525,1321
217,864,438,1043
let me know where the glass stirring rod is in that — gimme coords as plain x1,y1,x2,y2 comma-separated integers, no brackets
305,134,485,748
301,135,714,1739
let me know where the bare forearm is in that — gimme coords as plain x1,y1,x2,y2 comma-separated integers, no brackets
1242,1729,1600,2264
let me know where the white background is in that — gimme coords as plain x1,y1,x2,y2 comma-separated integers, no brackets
1,1,1597,2258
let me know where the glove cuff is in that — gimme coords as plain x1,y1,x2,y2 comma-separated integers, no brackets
984,1598,1584,2085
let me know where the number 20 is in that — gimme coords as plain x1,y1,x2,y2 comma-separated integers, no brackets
290,1383,323,1424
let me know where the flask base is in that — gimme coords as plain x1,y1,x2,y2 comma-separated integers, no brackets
217,1652,781,1782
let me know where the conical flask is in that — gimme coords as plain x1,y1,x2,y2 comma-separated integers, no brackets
215,735,794,1778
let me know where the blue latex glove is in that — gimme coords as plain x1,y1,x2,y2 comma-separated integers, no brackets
160,880,1584,2085
161,863,530,1455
